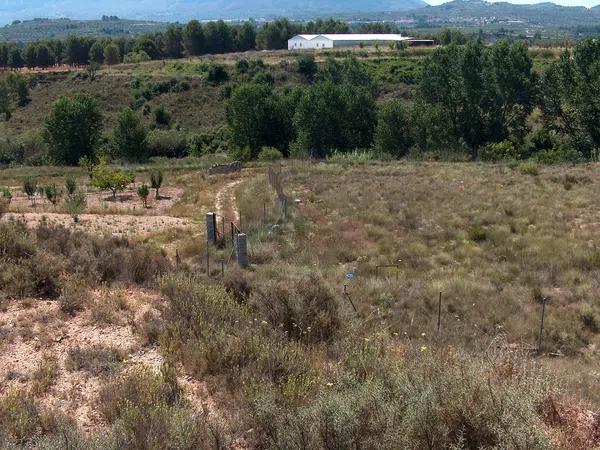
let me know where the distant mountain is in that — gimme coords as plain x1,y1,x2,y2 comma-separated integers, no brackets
0,0,427,25
400,0,600,27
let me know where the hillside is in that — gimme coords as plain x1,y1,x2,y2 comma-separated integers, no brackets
396,0,600,27
0,18,168,42
1,0,427,25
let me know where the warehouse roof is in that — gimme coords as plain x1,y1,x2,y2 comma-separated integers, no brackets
291,34,411,41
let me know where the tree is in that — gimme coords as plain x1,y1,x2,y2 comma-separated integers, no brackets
8,48,23,68
374,100,413,157
164,26,183,59
297,54,318,83
137,184,150,207
183,20,205,56
150,170,163,199
23,177,37,205
134,38,160,60
0,81,11,121
36,44,54,68
23,44,37,68
112,108,147,161
256,19,300,50
65,177,77,198
89,41,105,65
91,165,135,199
235,23,256,52
104,44,121,65
15,78,29,106
44,95,102,165
44,184,62,207
204,21,234,54
226,83,292,158
292,82,376,158
64,191,86,222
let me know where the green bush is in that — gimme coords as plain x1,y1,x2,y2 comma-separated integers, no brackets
146,129,189,158
257,146,283,161
479,140,517,162
518,160,540,176
535,144,582,164
123,51,151,64
206,64,229,84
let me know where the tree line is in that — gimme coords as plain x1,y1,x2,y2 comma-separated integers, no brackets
0,18,438,69
8,37,600,165
226,38,600,163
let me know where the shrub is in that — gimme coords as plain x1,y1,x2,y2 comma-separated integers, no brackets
150,170,164,199
535,144,582,164
153,105,172,128
297,54,318,82
58,277,88,316
99,365,179,423
206,64,229,84
64,191,86,222
518,160,539,176
64,177,76,198
146,130,189,158
479,140,517,162
257,146,283,161
137,184,149,207
65,346,123,376
22,176,37,204
250,273,341,344
223,267,252,303
0,390,41,445
30,357,59,396
43,184,61,207
123,51,151,64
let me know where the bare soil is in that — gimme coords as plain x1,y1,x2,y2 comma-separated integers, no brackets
8,186,184,215
0,290,216,434
1,212,194,237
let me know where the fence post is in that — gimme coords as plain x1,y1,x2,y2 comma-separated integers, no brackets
234,233,249,269
537,298,547,353
206,240,210,275
437,292,442,333
206,213,217,245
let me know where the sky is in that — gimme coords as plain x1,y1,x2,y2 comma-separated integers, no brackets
426,0,597,6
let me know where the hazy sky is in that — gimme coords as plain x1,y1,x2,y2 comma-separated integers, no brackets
427,0,597,6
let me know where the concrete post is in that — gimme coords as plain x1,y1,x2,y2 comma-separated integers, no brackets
235,233,249,269
206,212,217,245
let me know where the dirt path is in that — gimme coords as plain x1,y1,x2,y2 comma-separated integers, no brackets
215,178,244,225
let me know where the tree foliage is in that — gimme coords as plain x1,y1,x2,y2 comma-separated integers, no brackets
44,95,102,165
91,165,135,199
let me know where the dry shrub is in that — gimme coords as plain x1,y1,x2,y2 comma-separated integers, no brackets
99,365,180,423
252,347,555,450
65,346,124,376
134,309,163,346
251,273,341,344
160,274,312,385
58,277,88,316
90,289,128,325
30,357,59,397
0,390,41,445
223,267,252,303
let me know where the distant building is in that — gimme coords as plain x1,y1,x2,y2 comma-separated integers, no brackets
287,34,433,50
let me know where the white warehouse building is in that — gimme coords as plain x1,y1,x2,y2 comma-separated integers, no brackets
288,33,423,50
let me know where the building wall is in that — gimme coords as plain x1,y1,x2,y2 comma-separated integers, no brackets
288,37,333,50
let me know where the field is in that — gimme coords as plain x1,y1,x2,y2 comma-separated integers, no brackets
1,158,600,448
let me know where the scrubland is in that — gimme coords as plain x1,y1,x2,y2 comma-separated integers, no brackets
1,159,599,448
